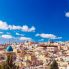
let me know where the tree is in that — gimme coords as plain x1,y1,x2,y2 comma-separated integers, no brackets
3,55,19,69
50,60,59,69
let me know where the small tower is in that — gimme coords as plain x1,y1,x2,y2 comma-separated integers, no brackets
2,46,19,69
5,46,14,58
5,46,16,67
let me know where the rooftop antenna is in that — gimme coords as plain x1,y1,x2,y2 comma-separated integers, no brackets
9,39,10,45
9,39,12,45
48,38,51,43
48,38,50,42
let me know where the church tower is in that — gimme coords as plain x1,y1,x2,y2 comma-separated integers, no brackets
5,45,16,68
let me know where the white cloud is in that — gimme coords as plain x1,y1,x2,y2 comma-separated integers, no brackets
9,25,21,30
65,12,69,17
20,37,32,41
21,25,35,32
6,32,11,34
21,25,29,32
0,20,36,32
16,33,20,35
28,26,35,32
0,21,9,30
56,37,62,39
16,32,24,36
0,32,3,34
39,39,44,41
1,35,13,39
36,33,62,39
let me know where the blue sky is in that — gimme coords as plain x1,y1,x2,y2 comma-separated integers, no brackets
0,0,69,43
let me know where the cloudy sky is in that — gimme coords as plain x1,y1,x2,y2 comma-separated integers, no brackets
0,0,69,43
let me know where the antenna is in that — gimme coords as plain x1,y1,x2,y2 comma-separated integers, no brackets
48,38,50,42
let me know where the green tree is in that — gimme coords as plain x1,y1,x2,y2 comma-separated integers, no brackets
50,60,59,69
3,55,19,69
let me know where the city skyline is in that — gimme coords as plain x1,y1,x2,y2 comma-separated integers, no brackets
0,0,69,43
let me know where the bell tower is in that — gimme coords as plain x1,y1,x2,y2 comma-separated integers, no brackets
5,46,16,68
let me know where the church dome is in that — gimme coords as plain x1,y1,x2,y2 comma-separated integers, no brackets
6,46,13,52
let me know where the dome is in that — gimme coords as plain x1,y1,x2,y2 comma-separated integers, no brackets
6,46,13,52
